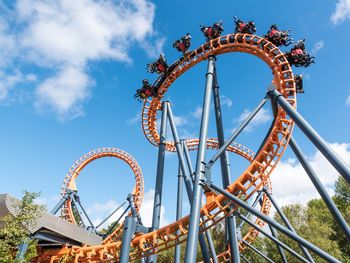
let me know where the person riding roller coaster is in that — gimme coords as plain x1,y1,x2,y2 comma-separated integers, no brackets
134,79,156,102
294,75,304,93
285,39,315,67
264,24,292,47
173,33,192,55
200,20,224,41
147,54,169,74
233,16,256,34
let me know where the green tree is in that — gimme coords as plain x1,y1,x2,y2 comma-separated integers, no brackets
243,176,350,263
333,176,350,262
0,191,44,263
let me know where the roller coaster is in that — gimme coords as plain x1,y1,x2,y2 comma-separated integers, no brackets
31,19,350,263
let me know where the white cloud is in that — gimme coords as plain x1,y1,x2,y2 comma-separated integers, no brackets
193,105,202,119
84,189,169,229
311,41,324,55
0,0,163,120
0,70,37,100
346,94,350,105
173,115,187,127
36,194,60,210
139,189,168,227
140,37,166,58
35,65,91,120
220,95,233,108
331,0,350,25
0,19,16,68
128,112,141,125
233,107,272,132
193,96,232,120
87,199,127,229
271,142,350,207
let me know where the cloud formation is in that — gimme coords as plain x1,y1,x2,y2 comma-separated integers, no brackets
331,0,350,25
234,107,272,132
311,41,324,55
0,0,162,120
271,142,350,207
346,94,350,105
85,188,168,229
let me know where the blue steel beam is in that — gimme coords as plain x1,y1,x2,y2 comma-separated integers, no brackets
289,137,350,242
212,67,240,263
239,214,310,263
268,87,350,185
207,97,268,169
148,101,168,263
185,55,216,263
207,182,342,263
167,103,212,262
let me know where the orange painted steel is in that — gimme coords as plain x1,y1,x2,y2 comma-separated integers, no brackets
60,147,144,244
36,33,296,262
36,141,271,262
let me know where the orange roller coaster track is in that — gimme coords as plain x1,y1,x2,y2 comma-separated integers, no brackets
36,141,272,262
36,33,296,262
60,147,144,243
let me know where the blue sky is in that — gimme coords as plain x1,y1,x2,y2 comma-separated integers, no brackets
1,0,350,228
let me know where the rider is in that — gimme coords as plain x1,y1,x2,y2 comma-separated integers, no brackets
147,54,169,74
264,24,292,46
295,75,304,93
290,39,305,56
134,79,155,102
286,39,315,67
234,16,256,34
200,20,224,41
268,24,279,38
142,79,154,96
173,33,192,54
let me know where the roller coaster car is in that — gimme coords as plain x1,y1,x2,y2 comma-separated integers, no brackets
264,24,292,47
233,16,256,34
295,75,304,93
200,20,224,41
147,54,169,74
134,79,156,102
285,40,315,67
173,33,192,54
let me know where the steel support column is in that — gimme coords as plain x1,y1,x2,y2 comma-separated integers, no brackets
212,67,240,263
16,240,29,261
50,193,69,215
263,188,314,262
174,142,184,263
148,101,168,263
289,137,350,242
268,225,288,263
207,182,342,263
242,240,274,263
203,215,218,263
167,103,212,262
238,214,310,263
96,200,127,229
268,88,350,184
183,141,195,182
103,205,130,239
241,255,251,263
120,216,137,263
185,55,216,262
238,190,263,229
74,194,95,230
207,98,268,169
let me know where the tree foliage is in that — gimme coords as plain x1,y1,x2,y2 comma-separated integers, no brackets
242,176,350,263
0,191,44,263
